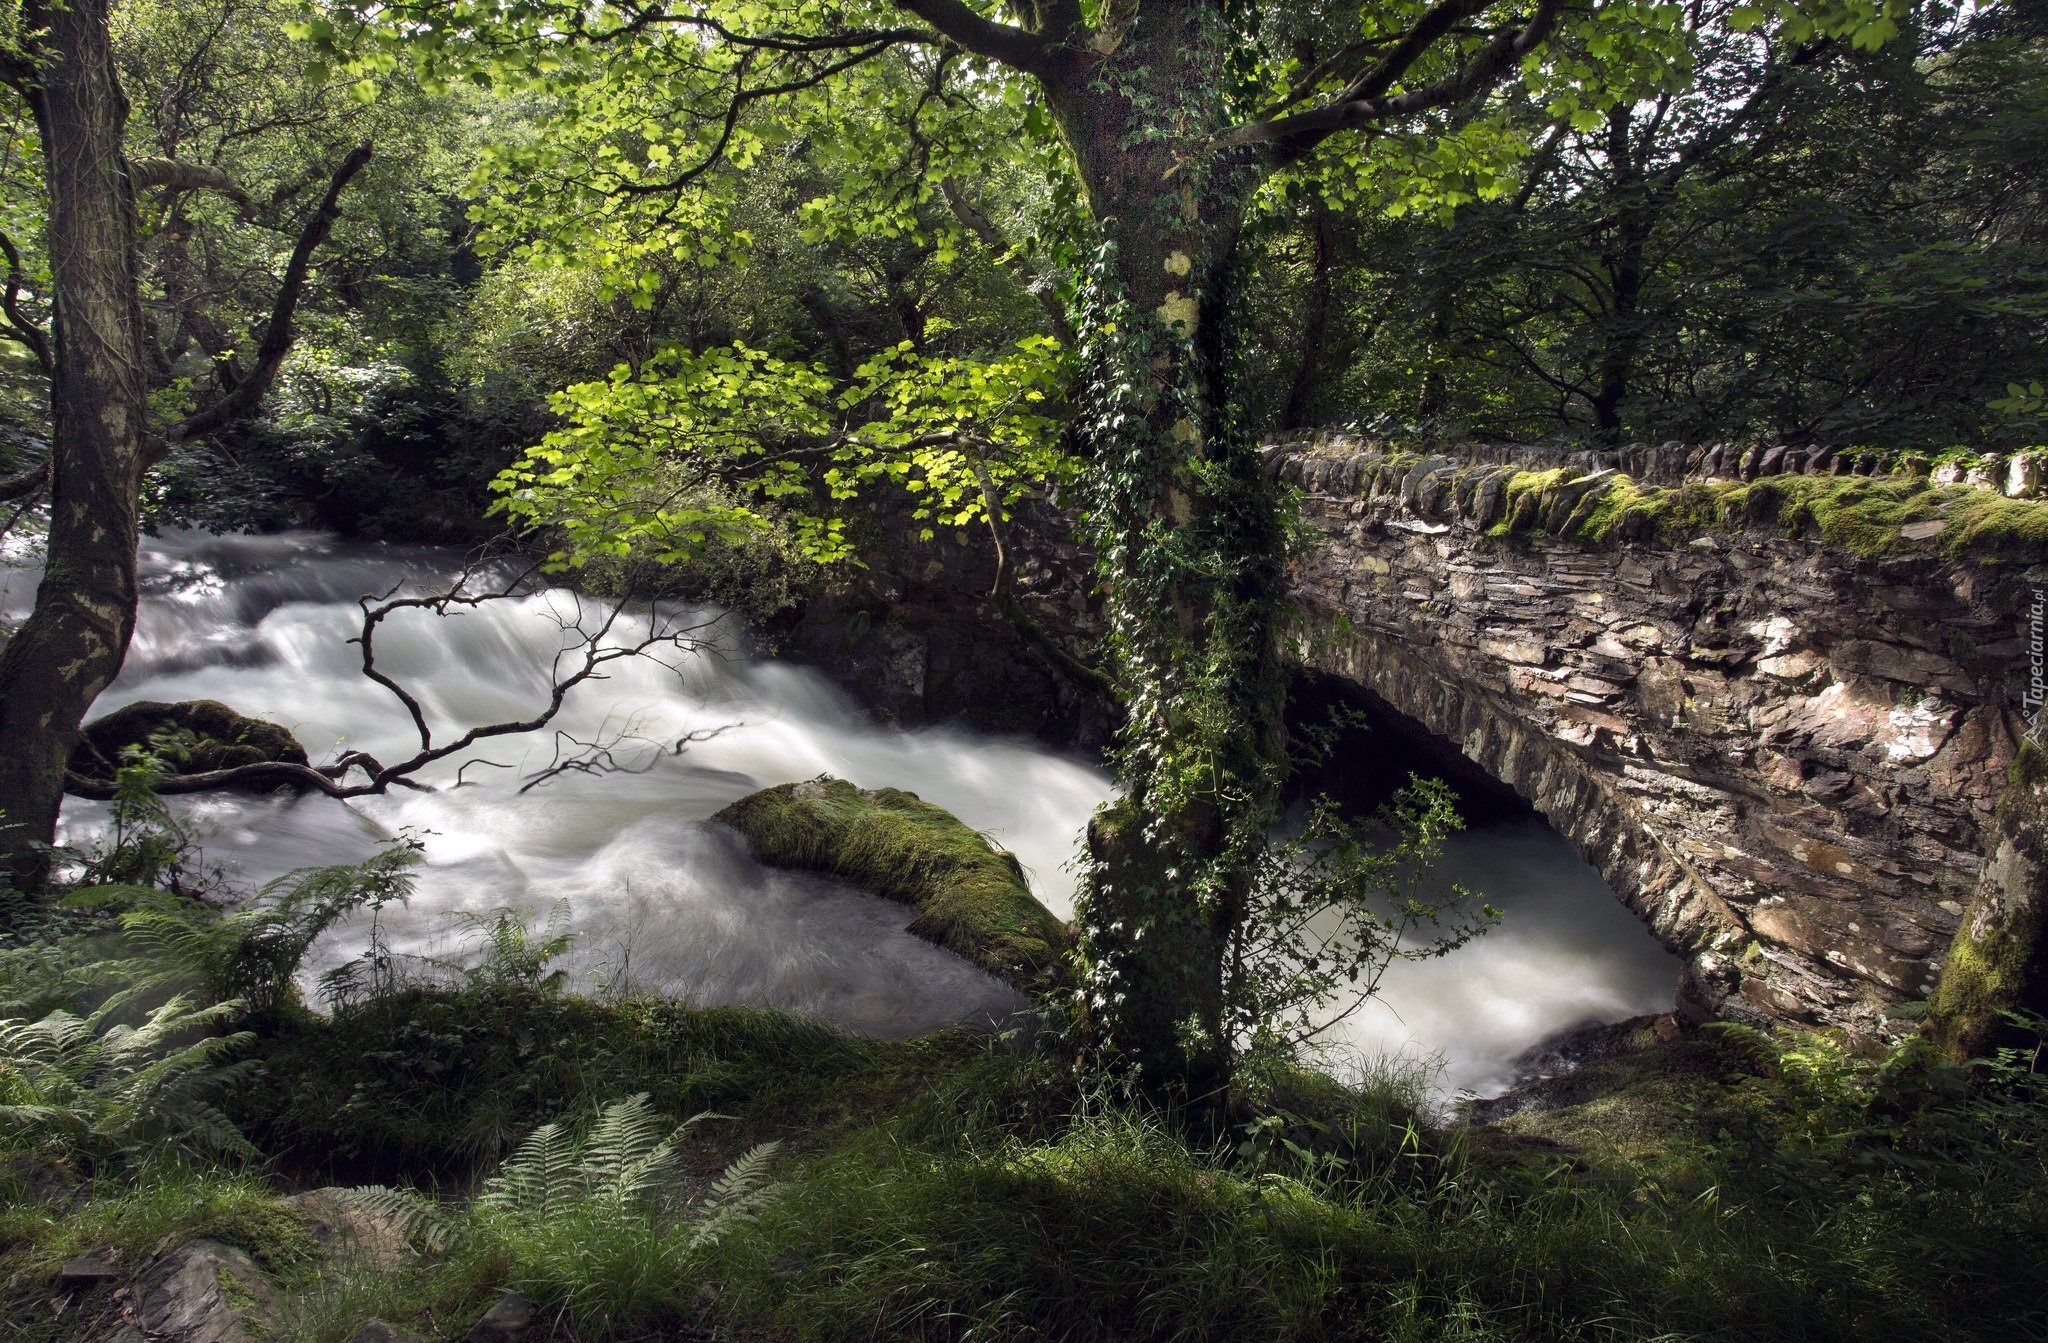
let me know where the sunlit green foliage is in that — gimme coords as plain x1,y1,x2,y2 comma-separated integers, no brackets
1250,4,2048,446
491,332,1072,567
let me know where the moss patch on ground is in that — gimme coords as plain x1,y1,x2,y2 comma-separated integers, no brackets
714,777,1071,991
1464,1019,1764,1168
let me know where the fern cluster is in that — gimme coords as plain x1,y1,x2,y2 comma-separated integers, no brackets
0,835,429,1175
344,1094,779,1340
63,838,424,1021
0,994,258,1166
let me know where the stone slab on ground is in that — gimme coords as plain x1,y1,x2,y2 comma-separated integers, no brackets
111,1238,276,1343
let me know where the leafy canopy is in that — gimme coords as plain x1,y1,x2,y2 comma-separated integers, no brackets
491,332,1070,567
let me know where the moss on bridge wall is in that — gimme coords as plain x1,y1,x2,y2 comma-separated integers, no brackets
1928,740,2048,1062
1474,465,2048,562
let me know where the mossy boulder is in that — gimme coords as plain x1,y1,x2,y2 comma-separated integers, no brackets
71,699,309,786
713,776,1071,992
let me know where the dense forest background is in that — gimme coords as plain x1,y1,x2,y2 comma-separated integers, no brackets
0,0,2037,552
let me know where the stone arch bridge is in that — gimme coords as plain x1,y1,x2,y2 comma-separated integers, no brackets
795,435,2042,1038
1276,436,2039,1036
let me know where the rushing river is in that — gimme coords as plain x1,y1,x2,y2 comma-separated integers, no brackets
17,530,1677,1096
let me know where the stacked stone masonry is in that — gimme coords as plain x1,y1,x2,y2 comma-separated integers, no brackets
1264,430,2048,496
1277,436,2042,1037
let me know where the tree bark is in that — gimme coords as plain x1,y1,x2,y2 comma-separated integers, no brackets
1588,104,1647,443
0,0,152,891
0,13,366,891
1281,199,1337,432
1040,8,1291,1108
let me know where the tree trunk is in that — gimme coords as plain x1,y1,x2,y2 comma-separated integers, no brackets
1589,105,1647,443
1928,740,2048,1062
1281,199,1337,432
1045,11,1291,1108
0,0,151,890
1415,273,1453,424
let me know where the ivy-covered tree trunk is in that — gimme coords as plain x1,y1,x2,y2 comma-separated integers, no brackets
1045,12,1292,1105
0,0,152,891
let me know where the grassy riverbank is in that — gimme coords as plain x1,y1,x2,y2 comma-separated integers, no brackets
5,980,2044,1343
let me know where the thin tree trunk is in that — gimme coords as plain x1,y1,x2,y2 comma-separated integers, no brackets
1415,273,1453,423
1282,199,1337,432
0,0,151,891
1589,105,1647,443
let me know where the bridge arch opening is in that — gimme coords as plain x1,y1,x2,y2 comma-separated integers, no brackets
1285,671,1681,1097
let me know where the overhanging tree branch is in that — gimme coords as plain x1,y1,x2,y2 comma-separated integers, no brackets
1348,0,1498,105
940,177,1075,341
166,141,371,444
128,158,254,215
0,459,48,503
0,231,51,376
64,560,730,802
1195,0,1565,164
891,0,1056,76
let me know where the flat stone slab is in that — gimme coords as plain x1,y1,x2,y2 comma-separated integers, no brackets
55,1246,122,1290
112,1238,275,1343
465,1290,537,1342
345,1321,422,1343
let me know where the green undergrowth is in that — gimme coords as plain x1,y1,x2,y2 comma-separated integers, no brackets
232,988,977,1181
684,1025,2048,1343
714,777,1071,990
0,1167,320,1279
1471,465,2048,561
8,991,2048,1342
0,1167,331,1343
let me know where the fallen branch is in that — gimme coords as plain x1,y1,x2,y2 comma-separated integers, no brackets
518,718,738,793
66,552,736,802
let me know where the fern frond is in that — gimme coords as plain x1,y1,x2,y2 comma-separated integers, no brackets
0,1103,83,1130
0,996,257,1161
481,1120,579,1213
583,1093,670,1198
614,1138,685,1209
686,1140,783,1253
701,1139,782,1210
338,1186,457,1253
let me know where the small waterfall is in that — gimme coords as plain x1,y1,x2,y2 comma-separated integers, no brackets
48,530,1674,1092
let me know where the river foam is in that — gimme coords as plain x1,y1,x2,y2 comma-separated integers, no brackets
51,530,1675,1091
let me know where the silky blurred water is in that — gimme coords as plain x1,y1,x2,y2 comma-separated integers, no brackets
45,530,1676,1091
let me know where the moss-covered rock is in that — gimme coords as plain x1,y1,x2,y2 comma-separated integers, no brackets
713,777,1070,992
1928,740,2048,1062
71,699,309,786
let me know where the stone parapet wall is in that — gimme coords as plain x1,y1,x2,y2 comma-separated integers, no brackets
1273,429,2048,496
1281,439,2040,1036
